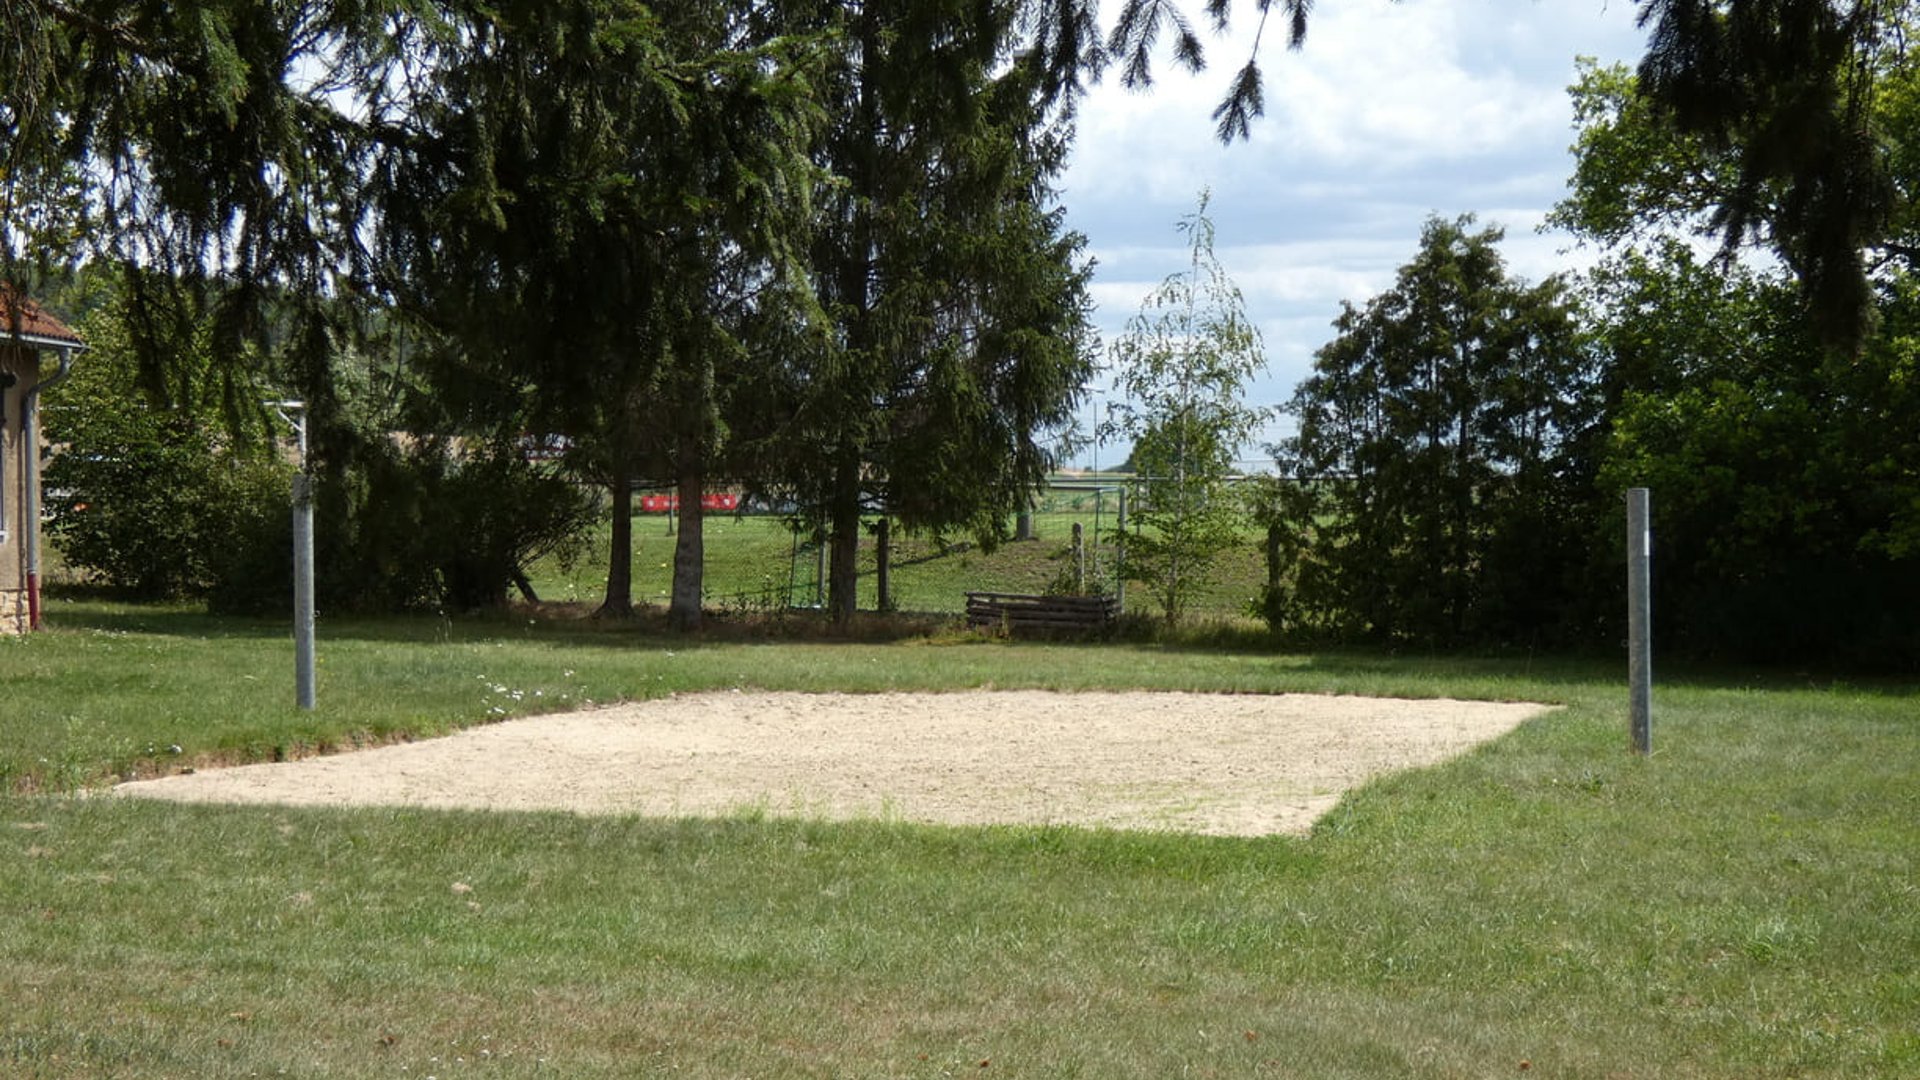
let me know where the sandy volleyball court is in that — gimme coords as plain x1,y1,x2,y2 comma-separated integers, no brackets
113,691,1555,836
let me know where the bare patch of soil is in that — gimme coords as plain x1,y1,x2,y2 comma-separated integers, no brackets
113,691,1554,836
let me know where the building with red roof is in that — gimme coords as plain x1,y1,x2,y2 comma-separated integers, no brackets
2,287,85,633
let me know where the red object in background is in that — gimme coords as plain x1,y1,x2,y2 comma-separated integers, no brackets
640,493,739,513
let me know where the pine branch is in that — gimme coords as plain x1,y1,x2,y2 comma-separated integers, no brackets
1211,60,1265,142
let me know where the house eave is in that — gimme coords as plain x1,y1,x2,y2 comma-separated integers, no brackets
2,333,87,356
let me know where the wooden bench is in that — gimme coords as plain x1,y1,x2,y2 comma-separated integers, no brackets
965,591,1119,635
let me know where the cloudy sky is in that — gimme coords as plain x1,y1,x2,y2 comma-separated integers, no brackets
1057,0,1651,467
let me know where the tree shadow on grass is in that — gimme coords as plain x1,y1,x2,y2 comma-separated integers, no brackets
38,591,1920,696
38,593,963,650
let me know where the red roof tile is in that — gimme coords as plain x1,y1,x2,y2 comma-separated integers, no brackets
0,286,84,347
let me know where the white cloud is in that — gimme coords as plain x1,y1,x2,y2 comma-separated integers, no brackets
1255,1,1568,169
1059,0,1649,465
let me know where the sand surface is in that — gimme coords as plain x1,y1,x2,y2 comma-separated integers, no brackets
113,691,1555,836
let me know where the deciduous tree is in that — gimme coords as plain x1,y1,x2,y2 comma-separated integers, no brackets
1272,216,1596,645
1104,192,1266,624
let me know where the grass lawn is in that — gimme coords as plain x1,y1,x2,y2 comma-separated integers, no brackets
2,600,1916,1077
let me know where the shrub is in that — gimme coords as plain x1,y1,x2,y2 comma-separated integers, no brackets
45,413,290,600
315,437,597,614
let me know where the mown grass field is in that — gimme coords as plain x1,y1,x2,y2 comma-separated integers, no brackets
3,600,1916,1077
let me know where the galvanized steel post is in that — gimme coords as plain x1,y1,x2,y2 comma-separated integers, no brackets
1627,487,1652,755
293,471,315,710
272,402,316,711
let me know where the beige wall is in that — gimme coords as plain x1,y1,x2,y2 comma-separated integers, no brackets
1,345,35,632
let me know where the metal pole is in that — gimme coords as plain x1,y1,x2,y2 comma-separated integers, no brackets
1627,487,1652,755
271,401,315,711
293,472,316,711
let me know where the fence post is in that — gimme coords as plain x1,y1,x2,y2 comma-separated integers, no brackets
876,517,892,612
1072,521,1085,593
1627,487,1651,755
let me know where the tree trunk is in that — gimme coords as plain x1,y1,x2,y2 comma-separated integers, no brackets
1265,520,1285,598
597,469,635,619
823,20,877,631
669,451,704,632
827,454,861,625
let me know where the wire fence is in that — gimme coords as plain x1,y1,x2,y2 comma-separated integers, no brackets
543,474,1275,619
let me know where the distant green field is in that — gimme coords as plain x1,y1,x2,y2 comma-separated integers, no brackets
528,501,1268,620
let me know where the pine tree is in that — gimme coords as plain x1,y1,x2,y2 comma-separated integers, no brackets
760,0,1096,624
375,0,826,625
